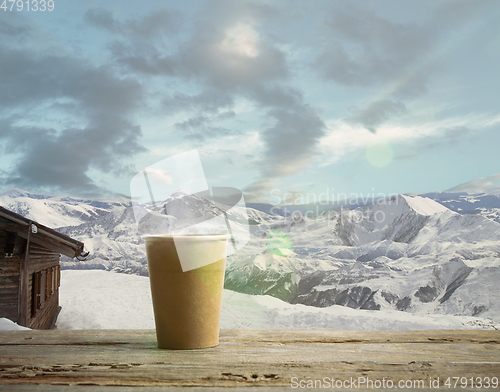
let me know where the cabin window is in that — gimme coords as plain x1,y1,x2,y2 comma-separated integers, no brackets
45,269,51,301
31,269,48,317
31,272,42,317
32,266,60,316
4,231,16,255
40,270,46,307
51,267,56,294
56,265,60,289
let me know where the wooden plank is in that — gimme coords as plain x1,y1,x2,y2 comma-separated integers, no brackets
0,276,19,287
28,294,58,330
0,329,498,390
0,305,18,321
15,232,78,259
18,227,30,327
0,259,21,272
0,292,18,302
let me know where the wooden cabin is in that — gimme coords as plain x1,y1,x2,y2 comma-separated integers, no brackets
0,206,87,329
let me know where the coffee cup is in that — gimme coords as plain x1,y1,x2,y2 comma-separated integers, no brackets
144,234,229,349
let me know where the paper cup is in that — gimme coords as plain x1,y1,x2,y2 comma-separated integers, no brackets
144,234,229,349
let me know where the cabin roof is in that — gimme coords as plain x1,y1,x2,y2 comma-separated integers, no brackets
0,206,87,259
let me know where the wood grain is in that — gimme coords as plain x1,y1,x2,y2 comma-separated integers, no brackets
0,329,498,390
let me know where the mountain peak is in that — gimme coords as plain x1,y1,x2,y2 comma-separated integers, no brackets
400,195,449,216
169,189,197,199
0,188,50,199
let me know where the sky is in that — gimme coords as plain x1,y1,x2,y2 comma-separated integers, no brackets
0,0,499,204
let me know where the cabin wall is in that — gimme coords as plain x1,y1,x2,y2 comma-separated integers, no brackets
0,231,21,322
26,243,61,329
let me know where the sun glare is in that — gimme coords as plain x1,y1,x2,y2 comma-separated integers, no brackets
219,23,260,58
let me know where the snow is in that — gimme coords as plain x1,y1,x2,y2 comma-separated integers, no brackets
0,191,128,229
2,189,500,331
401,194,449,216
54,270,499,331
0,318,30,330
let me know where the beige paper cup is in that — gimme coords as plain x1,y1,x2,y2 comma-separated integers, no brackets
144,234,229,349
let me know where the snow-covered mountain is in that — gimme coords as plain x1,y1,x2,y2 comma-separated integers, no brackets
419,191,500,224
1,188,499,325
224,194,500,323
0,188,130,228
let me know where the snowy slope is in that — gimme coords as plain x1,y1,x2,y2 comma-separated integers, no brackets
55,270,498,330
225,194,500,323
0,189,129,228
418,191,500,223
2,189,499,326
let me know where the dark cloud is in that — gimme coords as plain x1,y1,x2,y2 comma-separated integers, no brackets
346,99,407,133
416,126,473,151
84,7,181,39
84,8,119,33
174,112,235,142
103,1,325,201
241,85,326,201
248,86,326,177
110,25,288,90
314,0,497,136
434,0,498,30
260,106,326,176
314,1,436,97
163,91,234,114
315,0,497,98
4,117,143,194
108,0,287,90
0,20,146,196
0,18,30,38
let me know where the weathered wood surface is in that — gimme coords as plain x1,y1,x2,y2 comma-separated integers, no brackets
0,329,498,391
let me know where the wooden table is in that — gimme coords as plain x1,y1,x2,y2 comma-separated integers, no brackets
0,329,499,391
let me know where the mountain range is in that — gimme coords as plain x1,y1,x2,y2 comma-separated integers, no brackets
1,187,499,326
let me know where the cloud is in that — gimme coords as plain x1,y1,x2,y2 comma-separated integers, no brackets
346,99,407,133
256,90,326,178
163,91,234,114
0,17,30,38
174,112,235,142
84,7,181,39
319,113,500,167
104,1,326,201
433,0,498,30
313,1,436,97
242,178,280,202
111,23,287,90
0,20,146,196
108,1,287,90
314,0,498,98
237,85,326,201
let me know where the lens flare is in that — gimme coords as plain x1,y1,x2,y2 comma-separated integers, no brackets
265,229,292,257
366,141,393,167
